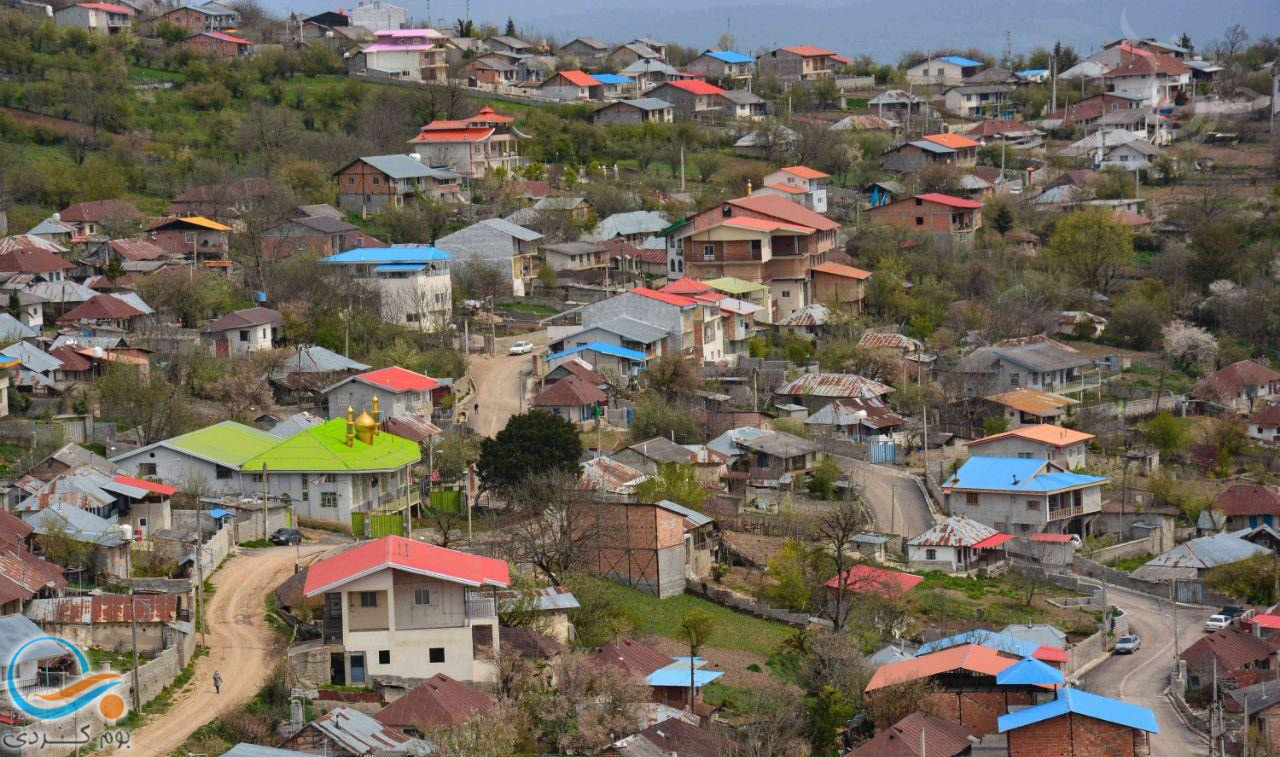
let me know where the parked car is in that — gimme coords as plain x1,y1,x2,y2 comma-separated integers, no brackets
508,340,534,355
1113,634,1141,654
1220,605,1246,619
269,528,303,545
1205,614,1232,632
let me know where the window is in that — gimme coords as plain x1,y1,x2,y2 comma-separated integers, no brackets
372,176,381,185
321,491,338,508
138,463,157,477
429,647,445,663
965,493,979,507
914,197,923,206
215,465,233,480
925,548,937,560
414,589,431,605
721,205,731,218
1017,452,1033,459
1026,500,1039,511
378,650,390,665
915,216,924,225
781,290,790,298
358,591,378,608
238,329,249,342
702,243,715,260
347,177,355,186
1009,373,1021,387
750,239,762,256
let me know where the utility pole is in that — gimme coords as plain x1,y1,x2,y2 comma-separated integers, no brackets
679,144,686,193
261,462,270,540
1244,692,1250,757
919,726,926,757
1051,54,1058,115
890,481,896,536
1169,580,1179,672
129,590,141,715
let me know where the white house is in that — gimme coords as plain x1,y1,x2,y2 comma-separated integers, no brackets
965,424,1093,470
942,457,1109,537
199,306,283,357
905,55,983,86
54,2,133,34
347,0,406,33
1102,53,1192,107
0,615,68,693
320,247,452,330
303,535,509,685
758,166,829,213
906,515,1008,574
436,218,541,297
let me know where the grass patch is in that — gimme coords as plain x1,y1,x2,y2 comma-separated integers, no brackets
317,683,373,693
1105,555,1151,573
264,592,289,638
86,647,153,672
239,539,273,548
573,575,793,657
701,680,751,709
499,302,557,315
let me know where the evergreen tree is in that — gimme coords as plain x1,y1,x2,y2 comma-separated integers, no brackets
504,17,516,37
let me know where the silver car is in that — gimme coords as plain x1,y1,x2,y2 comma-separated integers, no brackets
508,340,534,355
1113,634,1141,654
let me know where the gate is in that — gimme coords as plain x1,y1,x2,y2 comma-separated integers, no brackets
429,490,461,512
1175,579,1204,604
350,512,366,538
869,440,897,464
369,513,405,538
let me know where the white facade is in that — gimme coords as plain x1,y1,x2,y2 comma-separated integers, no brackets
761,169,828,213
54,4,132,33
906,59,969,86
1108,71,1191,107
966,436,1088,470
347,1,406,31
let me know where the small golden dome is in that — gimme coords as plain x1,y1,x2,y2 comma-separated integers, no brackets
354,411,377,430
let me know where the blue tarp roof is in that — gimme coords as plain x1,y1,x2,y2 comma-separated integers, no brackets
917,630,1041,659
938,55,984,67
705,50,754,64
944,457,1107,493
373,264,427,273
998,687,1158,734
208,509,232,519
996,657,1065,686
592,73,633,84
321,247,451,264
545,342,647,363
1017,68,1050,78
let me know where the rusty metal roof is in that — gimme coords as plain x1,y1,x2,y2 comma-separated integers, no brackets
25,594,179,624
776,372,893,399
907,515,999,548
857,332,922,352
580,457,647,494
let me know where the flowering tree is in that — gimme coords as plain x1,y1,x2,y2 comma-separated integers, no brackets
1161,320,1217,369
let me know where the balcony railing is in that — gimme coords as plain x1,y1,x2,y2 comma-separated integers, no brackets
1048,505,1084,520
465,594,496,619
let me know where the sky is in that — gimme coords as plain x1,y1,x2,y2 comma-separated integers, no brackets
267,0,1277,62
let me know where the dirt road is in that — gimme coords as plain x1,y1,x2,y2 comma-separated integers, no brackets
111,545,325,757
466,330,550,437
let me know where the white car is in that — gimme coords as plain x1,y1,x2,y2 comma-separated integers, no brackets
1204,614,1231,632
1113,634,1141,654
508,341,534,356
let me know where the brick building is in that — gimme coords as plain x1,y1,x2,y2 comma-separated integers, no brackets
183,31,251,59
162,3,239,32
868,193,983,237
334,155,462,215
584,500,717,598
998,687,1158,756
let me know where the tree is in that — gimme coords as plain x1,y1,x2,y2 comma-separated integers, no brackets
5,289,19,319
807,455,843,501
373,196,454,244
96,365,199,446
433,702,525,757
627,393,701,444
565,574,641,647
989,203,1014,234
678,609,715,709
864,679,943,727
982,415,1010,437
1044,206,1135,294
728,684,809,757
634,463,708,510
814,497,869,630
762,540,819,611
646,354,702,399
1143,412,1190,457
433,430,480,483
807,686,856,755
1221,23,1249,55
1161,320,1217,370
477,410,582,493
503,17,516,36
501,471,599,585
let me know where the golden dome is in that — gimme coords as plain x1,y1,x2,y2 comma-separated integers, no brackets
354,411,377,430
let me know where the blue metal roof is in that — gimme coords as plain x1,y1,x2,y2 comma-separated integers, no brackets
372,264,427,273
1017,68,1050,78
545,342,647,363
996,657,1065,686
321,247,451,264
998,687,1158,734
944,457,1107,493
645,667,723,687
938,55,984,67
592,73,633,84
917,630,1041,659
705,50,754,64
208,509,232,519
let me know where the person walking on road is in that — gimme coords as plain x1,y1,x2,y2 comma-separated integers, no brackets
213,671,222,695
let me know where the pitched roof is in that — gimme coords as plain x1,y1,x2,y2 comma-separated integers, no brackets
727,194,839,232
825,564,922,597
658,79,725,96
303,535,510,595
25,594,179,624
866,643,1013,691
1194,360,1280,401
703,50,753,64
500,626,567,660
350,366,438,393
0,247,74,273
1213,484,1280,517
996,656,1066,686
811,261,871,280
936,55,983,67
373,674,494,732
806,397,904,430
200,306,283,333
355,154,436,179
1104,53,1190,78
58,294,145,322
58,199,141,224
594,636,673,677
915,629,1068,663
703,276,769,295
629,287,697,308
548,70,600,87
908,515,998,548
144,420,282,467
914,192,983,209
848,711,980,757
984,388,1077,416
241,418,420,473
609,97,673,112
108,238,170,261
1136,533,1269,577
616,717,722,757
779,165,829,179
920,133,981,150
624,436,694,464
943,457,1107,493
532,374,607,407
779,45,835,57
302,707,425,755
968,423,1094,449
776,373,893,399
0,531,66,606
579,456,646,494
998,687,1158,734
48,345,91,372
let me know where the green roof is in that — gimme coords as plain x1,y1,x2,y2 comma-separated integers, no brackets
703,276,769,295
165,421,282,467
241,418,420,473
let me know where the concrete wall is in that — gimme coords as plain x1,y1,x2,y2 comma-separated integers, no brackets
1088,534,1158,564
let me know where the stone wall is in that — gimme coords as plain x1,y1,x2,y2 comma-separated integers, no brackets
1088,534,1158,564
684,581,812,628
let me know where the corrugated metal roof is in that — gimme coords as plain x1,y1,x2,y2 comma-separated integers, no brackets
580,457,646,493
806,397,905,430
25,594,178,624
776,372,893,399
307,707,427,754
0,614,68,664
656,500,713,528
995,656,1065,686
358,154,436,179
998,687,1158,734
1138,532,1269,573
496,585,580,612
25,502,125,546
866,643,1012,691
943,457,1108,493
776,303,831,327
908,515,997,548
219,744,315,757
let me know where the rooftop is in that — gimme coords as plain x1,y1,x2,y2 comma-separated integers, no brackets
998,687,1158,734
866,643,1012,691
776,372,893,399
303,535,509,595
943,457,1107,493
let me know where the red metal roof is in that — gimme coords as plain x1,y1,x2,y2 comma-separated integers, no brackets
58,294,144,322
1033,645,1069,663
1252,614,1280,630
373,673,494,731
1181,627,1279,673
1029,533,1074,543
866,644,1013,691
659,277,712,295
113,475,177,497
532,374,607,407
204,31,252,45
720,216,814,234
973,533,1015,549
780,45,835,57
921,133,981,150
1194,360,1280,402
849,711,979,757
915,193,983,209
58,199,141,223
762,182,808,195
467,106,513,124
728,194,840,232
356,366,438,393
0,248,75,274
26,594,178,624
1104,53,1190,78
780,165,829,179
661,79,725,96
78,2,134,12
825,564,923,597
630,287,697,307
303,536,510,595
594,635,672,677
1213,484,1280,517
408,127,495,144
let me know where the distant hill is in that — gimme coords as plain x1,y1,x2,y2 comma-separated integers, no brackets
265,0,1275,62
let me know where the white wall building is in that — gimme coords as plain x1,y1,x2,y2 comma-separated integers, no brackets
320,247,452,330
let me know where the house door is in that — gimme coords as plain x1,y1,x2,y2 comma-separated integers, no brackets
329,652,345,686
137,517,148,538
348,652,366,685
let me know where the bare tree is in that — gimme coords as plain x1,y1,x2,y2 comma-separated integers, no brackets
501,470,602,585
718,683,809,757
814,496,870,631
229,184,301,294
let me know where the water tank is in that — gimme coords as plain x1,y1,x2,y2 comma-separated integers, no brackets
92,346,103,358
119,524,133,541
255,291,267,303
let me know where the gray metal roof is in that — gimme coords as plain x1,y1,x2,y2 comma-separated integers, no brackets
306,706,430,755
0,313,36,341
25,502,125,547
994,342,1094,373
269,412,325,438
720,89,764,104
0,614,68,666
1135,532,1269,576
620,59,679,76
3,341,62,374
580,317,669,344
359,154,435,179
591,211,668,241
624,436,695,464
1000,623,1068,650
618,97,672,111
219,745,316,757
656,499,713,527
276,345,370,375
478,217,542,241
736,430,821,458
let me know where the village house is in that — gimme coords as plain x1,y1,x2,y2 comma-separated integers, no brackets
906,55,984,86
436,218,541,297
713,428,821,482
720,89,766,119
323,366,436,422
162,2,238,31
1208,484,1280,531
183,31,252,59
542,241,608,272
1181,627,1279,691
807,261,870,315
906,515,1009,574
643,80,728,120
591,97,675,125
54,2,133,33
848,711,979,757
531,375,607,425
556,37,609,68
945,84,1016,119
280,706,431,755
609,41,662,68
361,28,448,83
998,687,1158,757
0,615,69,690
57,200,142,241
805,397,904,442
1103,52,1192,107
302,535,508,684
320,247,452,330
618,59,679,92
0,510,66,615
538,70,604,101
24,594,181,657
942,456,1108,537
685,50,755,85
262,214,366,260
611,436,695,475
774,372,893,413
956,340,1094,395
484,35,531,54
594,635,722,710
334,155,463,216
1133,531,1269,583
982,388,1078,428
756,45,840,87
1193,359,1280,413
145,216,232,260
373,673,494,736
199,306,283,357
966,424,1093,470
759,167,829,213
585,498,716,598
407,107,522,179
869,193,983,238
57,293,148,331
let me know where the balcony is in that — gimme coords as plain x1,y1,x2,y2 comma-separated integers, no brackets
465,593,496,619
1048,504,1084,520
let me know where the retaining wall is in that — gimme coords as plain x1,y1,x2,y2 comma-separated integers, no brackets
1088,534,1157,564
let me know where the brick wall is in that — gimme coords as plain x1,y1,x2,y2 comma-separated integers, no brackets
1007,712,1145,756
920,689,1033,734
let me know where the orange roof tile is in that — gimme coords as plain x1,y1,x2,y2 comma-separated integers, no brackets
762,183,808,195
548,70,600,88
968,423,1094,449
811,261,871,280
865,644,1014,691
780,45,835,57
781,166,829,179
408,127,495,144
662,79,725,96
921,133,981,150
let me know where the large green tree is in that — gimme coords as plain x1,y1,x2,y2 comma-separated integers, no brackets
1044,205,1135,294
477,409,582,493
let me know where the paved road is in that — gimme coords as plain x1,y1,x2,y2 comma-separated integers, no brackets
1080,584,1209,757
463,329,550,437
110,545,326,757
837,457,935,537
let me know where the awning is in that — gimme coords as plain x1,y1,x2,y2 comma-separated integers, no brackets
1253,614,1280,630
208,509,233,519
973,533,1015,549
1029,533,1074,543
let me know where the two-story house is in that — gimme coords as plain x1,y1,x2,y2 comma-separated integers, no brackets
56,200,142,241
685,50,754,85
363,28,448,83
146,216,232,261
1103,52,1192,107
756,45,839,87
199,306,282,357
758,166,829,213
335,155,463,216
320,247,452,329
956,340,1094,395
538,70,605,101
918,133,980,165
642,80,727,120
942,456,1109,537
436,218,541,297
556,37,609,68
161,2,238,32
1192,360,1280,413
665,193,839,320
323,366,437,422
966,424,1094,470
407,107,522,180
54,2,133,33
304,535,509,685
905,55,983,86
868,193,983,238
568,287,714,361
809,261,870,315
944,84,1016,119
